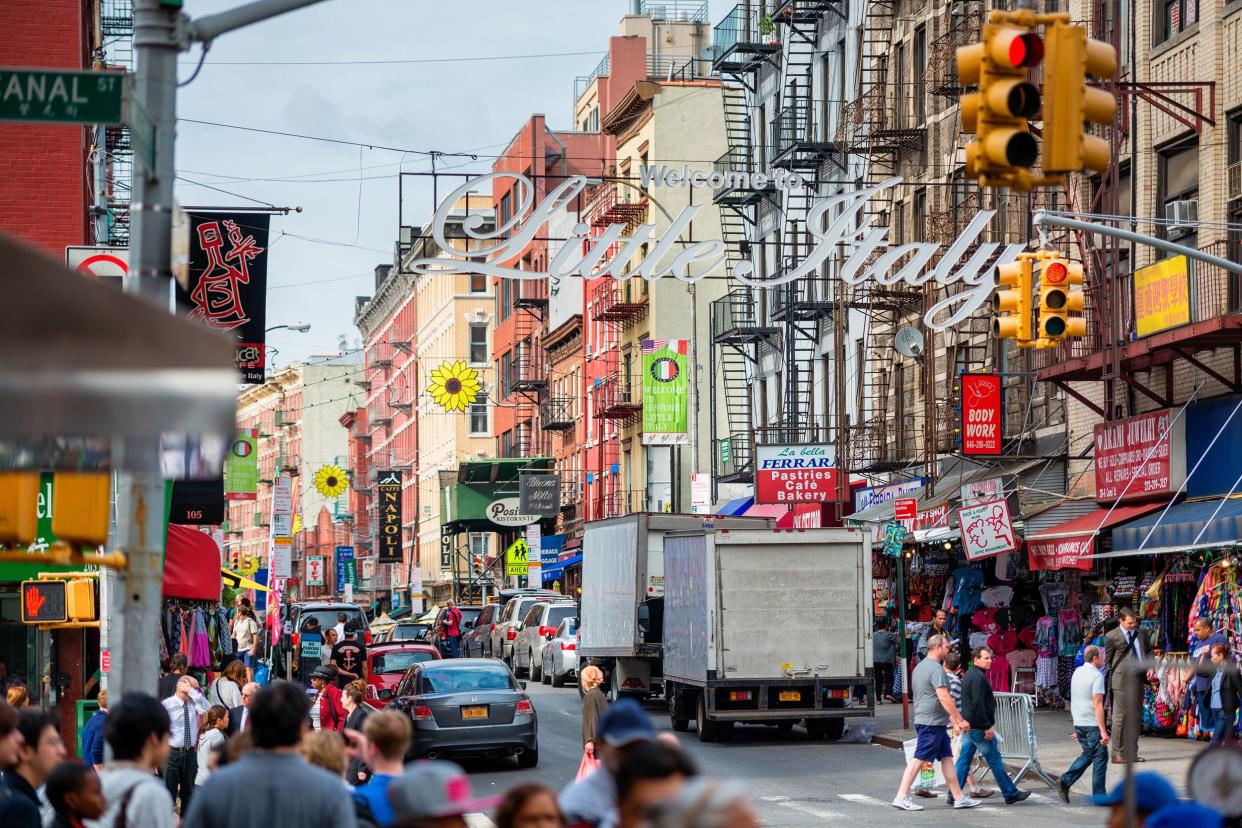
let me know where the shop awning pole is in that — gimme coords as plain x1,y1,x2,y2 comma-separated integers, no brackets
1187,470,1242,549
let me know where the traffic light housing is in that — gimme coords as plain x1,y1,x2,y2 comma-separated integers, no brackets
1043,22,1117,174
958,23,1043,185
1038,257,1086,340
993,258,1034,341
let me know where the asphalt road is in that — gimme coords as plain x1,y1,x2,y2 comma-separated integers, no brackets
458,678,1110,827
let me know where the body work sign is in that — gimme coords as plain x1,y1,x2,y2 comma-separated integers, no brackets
961,374,1002,455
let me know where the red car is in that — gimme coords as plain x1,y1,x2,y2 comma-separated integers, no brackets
365,643,441,708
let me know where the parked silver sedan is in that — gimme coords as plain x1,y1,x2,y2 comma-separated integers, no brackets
540,617,577,687
389,658,538,768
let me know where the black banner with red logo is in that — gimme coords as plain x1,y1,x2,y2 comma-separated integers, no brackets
176,212,270,383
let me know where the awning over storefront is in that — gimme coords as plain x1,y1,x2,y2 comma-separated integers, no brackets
162,525,222,601
848,457,1042,526
1028,502,1167,570
743,502,788,519
717,496,752,516
220,568,269,592
440,457,555,533
541,554,582,584
1100,497,1242,558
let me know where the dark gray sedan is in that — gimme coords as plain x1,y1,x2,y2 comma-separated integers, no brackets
389,658,538,767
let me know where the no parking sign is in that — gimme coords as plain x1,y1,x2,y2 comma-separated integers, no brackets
65,246,127,289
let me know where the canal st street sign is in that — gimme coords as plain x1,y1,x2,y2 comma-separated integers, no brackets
407,173,1026,332
0,68,124,124
755,443,839,504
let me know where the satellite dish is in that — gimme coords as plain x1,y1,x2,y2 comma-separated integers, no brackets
894,326,925,359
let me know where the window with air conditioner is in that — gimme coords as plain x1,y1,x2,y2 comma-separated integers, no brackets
1159,140,1199,243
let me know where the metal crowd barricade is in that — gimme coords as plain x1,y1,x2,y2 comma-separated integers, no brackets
974,692,1057,789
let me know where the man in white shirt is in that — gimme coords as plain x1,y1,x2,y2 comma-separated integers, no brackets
161,675,211,813
1058,645,1110,802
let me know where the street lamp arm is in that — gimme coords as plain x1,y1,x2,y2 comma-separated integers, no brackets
1032,211,1242,276
187,0,334,48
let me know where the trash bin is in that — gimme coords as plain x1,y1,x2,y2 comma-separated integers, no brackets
75,699,99,760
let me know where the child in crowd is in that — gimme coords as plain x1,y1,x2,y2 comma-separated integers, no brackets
45,761,107,828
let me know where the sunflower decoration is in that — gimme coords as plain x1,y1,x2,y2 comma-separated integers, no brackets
427,360,482,413
313,464,350,499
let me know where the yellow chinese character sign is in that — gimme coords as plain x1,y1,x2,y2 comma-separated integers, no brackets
1133,255,1191,337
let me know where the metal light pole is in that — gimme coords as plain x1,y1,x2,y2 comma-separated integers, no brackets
116,0,333,698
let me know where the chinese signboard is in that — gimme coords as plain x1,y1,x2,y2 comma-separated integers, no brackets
755,443,838,504
853,478,925,512
306,556,325,586
961,374,1002,455
518,473,560,518
1134,256,1191,338
0,69,123,124
958,500,1017,561
641,339,689,445
376,471,403,564
1094,409,1186,501
1028,536,1094,571
177,212,270,384
224,429,259,500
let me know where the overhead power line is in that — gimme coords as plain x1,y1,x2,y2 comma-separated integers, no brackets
178,49,605,67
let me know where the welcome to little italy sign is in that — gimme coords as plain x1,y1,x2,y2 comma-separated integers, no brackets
407,173,1025,332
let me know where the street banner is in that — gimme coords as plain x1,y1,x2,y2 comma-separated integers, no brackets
1094,409,1186,501
690,473,711,514
1028,536,1095,571
505,537,529,577
335,545,356,593
1134,256,1191,337
958,500,1017,561
961,374,1002,455
525,524,542,589
224,429,259,501
641,339,689,445
271,476,293,541
518,473,560,517
854,478,925,512
755,443,838,504
306,556,324,586
176,212,270,384
376,470,403,564
882,522,907,557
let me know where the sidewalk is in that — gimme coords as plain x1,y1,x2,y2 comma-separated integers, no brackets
867,700,1204,795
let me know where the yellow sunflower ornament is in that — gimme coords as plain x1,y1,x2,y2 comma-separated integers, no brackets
427,360,481,412
313,464,350,499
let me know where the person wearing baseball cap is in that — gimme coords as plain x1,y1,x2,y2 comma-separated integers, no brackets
1146,802,1224,828
559,698,656,827
1090,771,1179,828
386,760,500,828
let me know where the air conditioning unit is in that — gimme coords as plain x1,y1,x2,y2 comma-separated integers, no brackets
1165,198,1198,232
1229,162,1242,202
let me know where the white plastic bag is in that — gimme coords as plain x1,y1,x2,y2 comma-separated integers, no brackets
903,737,946,791
840,720,879,744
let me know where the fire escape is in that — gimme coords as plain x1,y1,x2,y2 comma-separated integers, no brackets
510,278,549,458
97,0,133,246
835,0,928,474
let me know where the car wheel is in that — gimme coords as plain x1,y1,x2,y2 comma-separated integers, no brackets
518,745,539,768
669,689,689,732
695,694,717,742
806,719,829,741
551,668,566,688
529,651,542,682
824,718,845,741
514,652,528,678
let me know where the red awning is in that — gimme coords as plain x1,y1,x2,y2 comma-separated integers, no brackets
162,524,223,601
776,503,824,529
1027,502,1167,571
743,502,789,519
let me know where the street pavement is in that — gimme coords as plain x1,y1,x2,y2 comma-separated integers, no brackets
460,680,1111,827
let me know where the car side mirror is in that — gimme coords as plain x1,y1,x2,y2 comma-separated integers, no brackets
520,681,527,690
378,688,393,699
464,621,474,630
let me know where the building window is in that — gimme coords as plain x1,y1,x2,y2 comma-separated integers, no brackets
913,189,927,243
470,391,489,435
470,272,487,293
1159,140,1199,243
499,278,512,322
500,429,514,458
469,323,488,364
1160,0,1197,43
913,25,926,123
499,351,514,397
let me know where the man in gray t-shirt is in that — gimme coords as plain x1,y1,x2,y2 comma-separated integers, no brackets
891,634,979,812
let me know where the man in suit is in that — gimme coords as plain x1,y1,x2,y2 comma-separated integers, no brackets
1104,607,1153,763
226,682,259,736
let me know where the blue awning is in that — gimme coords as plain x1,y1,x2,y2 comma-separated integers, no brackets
717,496,753,516
542,553,583,583
1102,497,1242,558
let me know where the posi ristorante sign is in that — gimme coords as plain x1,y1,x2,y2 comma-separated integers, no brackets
407,173,1025,331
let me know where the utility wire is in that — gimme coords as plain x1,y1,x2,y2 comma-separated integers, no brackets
177,49,604,67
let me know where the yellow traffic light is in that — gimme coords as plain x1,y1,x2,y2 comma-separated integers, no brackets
1038,257,1087,340
0,472,41,545
52,473,110,547
1043,22,1117,174
993,258,1034,341
958,23,1043,185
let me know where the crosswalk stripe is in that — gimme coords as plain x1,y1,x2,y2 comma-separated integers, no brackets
465,813,495,828
838,793,889,806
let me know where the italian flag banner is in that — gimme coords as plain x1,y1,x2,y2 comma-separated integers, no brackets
642,339,690,445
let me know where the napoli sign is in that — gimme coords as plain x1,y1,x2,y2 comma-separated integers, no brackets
407,172,1025,331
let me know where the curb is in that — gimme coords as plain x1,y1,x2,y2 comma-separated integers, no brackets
874,733,905,750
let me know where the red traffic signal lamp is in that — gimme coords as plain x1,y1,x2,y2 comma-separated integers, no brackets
1038,257,1086,340
1043,22,1118,174
958,23,1043,186
993,258,1034,341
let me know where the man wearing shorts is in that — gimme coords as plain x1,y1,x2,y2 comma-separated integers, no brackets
892,634,981,812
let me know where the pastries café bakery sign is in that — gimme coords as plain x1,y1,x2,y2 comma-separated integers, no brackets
408,173,1026,331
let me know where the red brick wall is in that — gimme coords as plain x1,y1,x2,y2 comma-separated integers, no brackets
0,0,90,254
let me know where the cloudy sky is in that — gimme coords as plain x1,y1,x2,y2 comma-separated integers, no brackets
174,0,730,366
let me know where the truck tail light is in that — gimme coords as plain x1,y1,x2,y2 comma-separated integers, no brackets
827,689,849,699
560,642,576,651
728,690,753,701
515,699,533,715
413,705,434,721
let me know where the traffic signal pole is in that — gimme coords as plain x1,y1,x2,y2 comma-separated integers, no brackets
1032,212,1242,277
115,0,332,699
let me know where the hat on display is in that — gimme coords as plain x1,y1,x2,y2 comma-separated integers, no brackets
597,698,655,747
387,760,501,820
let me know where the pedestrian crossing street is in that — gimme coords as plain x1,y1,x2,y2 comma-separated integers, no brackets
758,790,1100,822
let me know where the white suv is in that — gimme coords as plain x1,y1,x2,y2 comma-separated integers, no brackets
512,601,577,681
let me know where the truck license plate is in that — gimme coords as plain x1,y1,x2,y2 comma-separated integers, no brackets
461,706,488,719
779,691,801,702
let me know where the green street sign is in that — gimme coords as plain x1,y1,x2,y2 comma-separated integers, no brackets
0,68,124,125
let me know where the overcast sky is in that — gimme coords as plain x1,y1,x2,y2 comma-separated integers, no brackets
174,0,731,367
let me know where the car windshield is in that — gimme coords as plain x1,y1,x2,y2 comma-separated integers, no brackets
372,650,437,674
419,665,515,693
391,623,429,640
299,608,365,634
